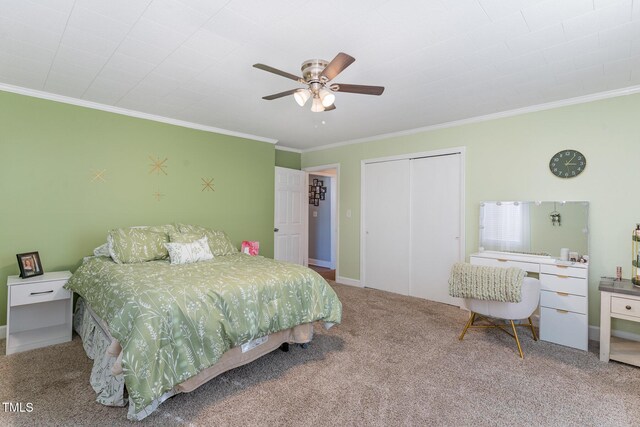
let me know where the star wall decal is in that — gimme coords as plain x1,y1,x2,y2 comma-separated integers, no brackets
152,190,164,201
201,177,215,192
149,156,168,175
91,169,107,182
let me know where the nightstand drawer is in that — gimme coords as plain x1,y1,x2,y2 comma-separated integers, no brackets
540,290,587,314
540,274,587,296
11,280,70,307
611,296,640,319
540,264,587,279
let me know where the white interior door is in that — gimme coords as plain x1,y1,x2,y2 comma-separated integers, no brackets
274,167,306,265
410,154,462,305
363,160,411,294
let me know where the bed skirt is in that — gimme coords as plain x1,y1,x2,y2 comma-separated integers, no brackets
74,298,314,420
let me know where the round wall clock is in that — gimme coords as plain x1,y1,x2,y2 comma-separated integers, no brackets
549,149,586,178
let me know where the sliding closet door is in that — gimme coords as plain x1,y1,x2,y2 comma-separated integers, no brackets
410,154,462,305
363,160,410,294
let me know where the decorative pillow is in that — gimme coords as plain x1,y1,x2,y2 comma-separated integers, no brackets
169,231,205,244
164,237,214,265
147,224,179,235
177,224,237,256
107,228,170,264
93,243,111,258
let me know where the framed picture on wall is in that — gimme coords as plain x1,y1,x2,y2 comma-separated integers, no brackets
314,199,319,206
313,179,318,185
16,251,44,279
320,193,325,200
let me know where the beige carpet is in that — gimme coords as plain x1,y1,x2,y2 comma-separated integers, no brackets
1,282,640,426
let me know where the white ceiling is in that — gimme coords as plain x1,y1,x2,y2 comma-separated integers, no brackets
1,0,639,150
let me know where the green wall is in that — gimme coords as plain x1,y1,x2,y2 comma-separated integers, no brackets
275,148,301,169
303,92,640,331
0,90,276,327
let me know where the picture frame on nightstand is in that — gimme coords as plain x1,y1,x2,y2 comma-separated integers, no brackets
16,251,43,279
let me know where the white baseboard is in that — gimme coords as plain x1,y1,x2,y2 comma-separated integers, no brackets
589,325,640,342
0,325,6,340
335,276,362,287
309,259,333,269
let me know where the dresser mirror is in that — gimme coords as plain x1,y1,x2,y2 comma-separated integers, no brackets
479,201,589,258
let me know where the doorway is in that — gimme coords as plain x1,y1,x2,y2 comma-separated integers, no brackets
304,164,339,282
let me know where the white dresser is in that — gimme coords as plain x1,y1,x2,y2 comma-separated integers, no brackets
470,252,588,351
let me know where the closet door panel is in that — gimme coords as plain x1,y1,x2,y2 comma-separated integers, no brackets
363,160,411,294
410,155,462,304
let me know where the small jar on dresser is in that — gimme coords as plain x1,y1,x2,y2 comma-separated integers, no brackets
470,252,588,351
5,271,73,355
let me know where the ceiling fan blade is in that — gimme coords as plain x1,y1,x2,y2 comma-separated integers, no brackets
253,64,303,82
321,52,355,81
262,89,300,100
331,83,385,96
324,104,336,111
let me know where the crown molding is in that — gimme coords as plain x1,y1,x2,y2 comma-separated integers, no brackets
5,81,639,152
275,145,302,153
0,83,278,144
302,84,640,153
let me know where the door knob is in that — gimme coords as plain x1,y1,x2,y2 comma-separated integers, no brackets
626,305,632,310
274,228,279,232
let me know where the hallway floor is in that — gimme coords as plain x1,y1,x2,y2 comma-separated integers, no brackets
309,265,336,281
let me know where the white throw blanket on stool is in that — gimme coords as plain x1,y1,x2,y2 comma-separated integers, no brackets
448,262,526,303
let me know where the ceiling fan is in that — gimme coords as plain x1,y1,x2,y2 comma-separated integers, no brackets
253,52,384,112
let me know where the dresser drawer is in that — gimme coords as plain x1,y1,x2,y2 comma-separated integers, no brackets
540,307,588,351
540,290,587,314
611,296,640,319
540,264,587,279
540,274,587,296
469,256,539,273
10,279,70,307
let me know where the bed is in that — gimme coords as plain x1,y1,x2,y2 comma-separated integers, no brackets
65,225,342,421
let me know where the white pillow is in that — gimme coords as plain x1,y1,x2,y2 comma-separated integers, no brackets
164,237,214,265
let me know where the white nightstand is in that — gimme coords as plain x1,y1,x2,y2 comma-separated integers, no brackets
6,271,73,355
599,278,640,367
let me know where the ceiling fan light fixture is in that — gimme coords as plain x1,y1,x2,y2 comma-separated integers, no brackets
254,52,384,113
319,88,335,107
310,96,325,112
293,89,311,106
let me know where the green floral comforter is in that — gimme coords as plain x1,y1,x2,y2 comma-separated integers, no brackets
65,254,342,417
